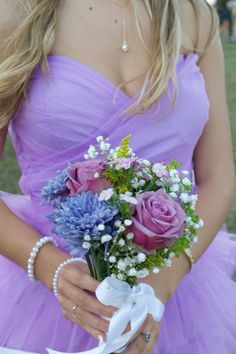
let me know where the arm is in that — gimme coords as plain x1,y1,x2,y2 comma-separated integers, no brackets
0,126,7,158
149,29,235,301
0,1,116,340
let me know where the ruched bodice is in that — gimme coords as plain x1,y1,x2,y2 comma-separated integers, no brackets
9,52,209,199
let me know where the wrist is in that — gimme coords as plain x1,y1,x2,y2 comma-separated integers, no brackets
34,241,69,290
139,252,190,304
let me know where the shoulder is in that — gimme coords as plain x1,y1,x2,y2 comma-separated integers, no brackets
179,0,219,55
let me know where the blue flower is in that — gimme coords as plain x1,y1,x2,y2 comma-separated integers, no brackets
48,192,118,253
41,168,68,204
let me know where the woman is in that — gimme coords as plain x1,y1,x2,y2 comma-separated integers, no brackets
0,0,236,353
216,0,236,42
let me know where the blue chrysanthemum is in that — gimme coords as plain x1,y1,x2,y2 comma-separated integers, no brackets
48,192,118,253
41,168,68,204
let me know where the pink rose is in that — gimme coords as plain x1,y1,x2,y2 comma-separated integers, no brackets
66,159,111,195
130,190,186,250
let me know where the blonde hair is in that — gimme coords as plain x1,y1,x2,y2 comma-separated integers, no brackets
0,0,219,128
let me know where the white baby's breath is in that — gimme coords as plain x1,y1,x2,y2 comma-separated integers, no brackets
118,226,126,233
137,253,146,263
139,179,146,186
118,239,125,247
98,224,105,231
137,268,150,278
164,259,172,267
109,256,116,263
153,267,160,274
193,223,200,230
124,257,132,267
96,136,104,143
120,192,137,205
82,242,91,250
152,163,167,178
182,177,192,187
171,177,181,183
137,171,143,178
101,235,112,244
169,169,178,177
127,232,134,240
131,178,139,189
117,259,126,271
84,235,91,241
98,188,114,201
117,273,124,280
170,184,180,193
115,220,122,227
128,268,137,277
198,219,204,227
180,193,190,203
141,159,151,166
87,145,99,159
124,219,132,226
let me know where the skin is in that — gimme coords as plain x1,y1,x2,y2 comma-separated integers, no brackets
0,0,235,353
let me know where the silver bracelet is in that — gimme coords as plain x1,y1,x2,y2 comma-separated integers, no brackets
27,236,58,283
53,257,86,297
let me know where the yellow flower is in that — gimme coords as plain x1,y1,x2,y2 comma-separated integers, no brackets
116,134,132,158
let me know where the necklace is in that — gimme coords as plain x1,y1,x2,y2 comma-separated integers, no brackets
111,0,131,53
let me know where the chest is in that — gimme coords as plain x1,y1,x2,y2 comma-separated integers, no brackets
49,0,194,98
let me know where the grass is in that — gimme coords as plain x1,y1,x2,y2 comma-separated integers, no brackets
0,39,236,232
222,38,236,232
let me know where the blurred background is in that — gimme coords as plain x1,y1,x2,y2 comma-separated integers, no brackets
0,1,235,233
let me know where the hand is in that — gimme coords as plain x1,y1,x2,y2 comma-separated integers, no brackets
57,261,117,339
123,315,161,354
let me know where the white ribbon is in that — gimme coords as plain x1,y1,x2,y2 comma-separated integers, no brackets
47,276,165,354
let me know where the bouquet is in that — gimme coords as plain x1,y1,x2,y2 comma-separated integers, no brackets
42,134,203,354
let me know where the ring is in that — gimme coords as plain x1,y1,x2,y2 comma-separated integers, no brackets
72,304,79,318
141,331,152,343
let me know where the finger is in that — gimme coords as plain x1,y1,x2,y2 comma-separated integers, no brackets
60,263,100,292
124,331,157,354
59,294,110,334
124,336,149,354
124,316,159,354
134,315,156,338
58,279,117,318
62,305,105,339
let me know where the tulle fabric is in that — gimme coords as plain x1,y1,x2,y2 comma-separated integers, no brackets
0,53,236,353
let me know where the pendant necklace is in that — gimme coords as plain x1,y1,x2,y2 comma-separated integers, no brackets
111,0,131,53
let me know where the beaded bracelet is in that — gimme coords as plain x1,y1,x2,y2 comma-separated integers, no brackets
183,248,195,271
27,236,58,283
53,257,86,297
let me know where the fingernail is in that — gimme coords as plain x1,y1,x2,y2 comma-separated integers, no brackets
98,335,104,345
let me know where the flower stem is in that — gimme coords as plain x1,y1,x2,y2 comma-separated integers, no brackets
85,253,95,278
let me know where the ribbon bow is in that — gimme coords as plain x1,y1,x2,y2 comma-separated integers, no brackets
47,276,165,354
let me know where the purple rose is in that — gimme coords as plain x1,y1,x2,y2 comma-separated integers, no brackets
130,190,186,250
66,159,111,195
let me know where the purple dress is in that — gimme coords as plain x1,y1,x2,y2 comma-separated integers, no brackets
0,53,236,354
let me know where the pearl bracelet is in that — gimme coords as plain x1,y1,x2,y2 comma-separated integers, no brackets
183,248,195,271
27,236,58,283
53,257,86,297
